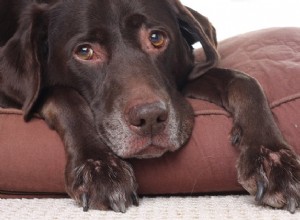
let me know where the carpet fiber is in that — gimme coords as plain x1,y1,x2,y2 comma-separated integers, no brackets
1,195,299,219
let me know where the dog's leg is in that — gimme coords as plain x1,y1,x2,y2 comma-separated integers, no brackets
183,68,300,213
37,87,138,212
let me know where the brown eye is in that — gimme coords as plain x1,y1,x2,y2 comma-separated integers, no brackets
149,31,166,48
75,45,94,60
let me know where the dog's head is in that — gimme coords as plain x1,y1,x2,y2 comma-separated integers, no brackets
2,0,218,158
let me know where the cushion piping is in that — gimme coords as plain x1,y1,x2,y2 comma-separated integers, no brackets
1,93,299,118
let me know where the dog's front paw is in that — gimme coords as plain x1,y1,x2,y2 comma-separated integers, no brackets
65,155,138,212
237,145,300,213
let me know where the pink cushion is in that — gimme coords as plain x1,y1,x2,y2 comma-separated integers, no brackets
1,27,300,197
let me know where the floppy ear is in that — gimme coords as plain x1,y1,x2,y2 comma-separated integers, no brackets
167,0,219,80
0,4,48,121
185,7,218,48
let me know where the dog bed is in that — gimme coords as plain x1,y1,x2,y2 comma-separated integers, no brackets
1,27,299,198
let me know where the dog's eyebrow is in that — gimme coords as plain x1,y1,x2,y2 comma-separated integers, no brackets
66,28,109,47
86,28,109,43
124,14,146,28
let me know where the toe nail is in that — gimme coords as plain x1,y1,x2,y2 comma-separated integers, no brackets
255,180,266,202
287,198,296,214
82,193,89,212
132,192,139,206
111,202,126,213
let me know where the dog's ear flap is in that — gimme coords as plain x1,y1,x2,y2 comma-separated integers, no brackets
167,0,219,80
1,4,48,121
184,7,218,48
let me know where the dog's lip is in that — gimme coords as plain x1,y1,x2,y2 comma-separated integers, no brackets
131,144,168,159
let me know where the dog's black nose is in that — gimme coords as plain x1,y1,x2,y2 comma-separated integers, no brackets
127,101,168,135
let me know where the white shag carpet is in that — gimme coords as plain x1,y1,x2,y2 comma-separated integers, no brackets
1,195,299,219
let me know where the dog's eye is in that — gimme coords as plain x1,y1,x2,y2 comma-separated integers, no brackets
149,31,166,48
75,45,94,60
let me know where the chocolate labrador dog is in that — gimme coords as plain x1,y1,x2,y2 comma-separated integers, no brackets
0,0,299,213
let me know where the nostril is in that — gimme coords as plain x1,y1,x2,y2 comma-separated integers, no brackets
138,119,146,127
129,115,146,127
157,112,168,123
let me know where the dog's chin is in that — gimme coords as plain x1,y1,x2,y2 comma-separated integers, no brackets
132,145,168,159
114,144,173,159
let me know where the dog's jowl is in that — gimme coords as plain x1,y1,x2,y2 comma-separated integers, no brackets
0,0,299,213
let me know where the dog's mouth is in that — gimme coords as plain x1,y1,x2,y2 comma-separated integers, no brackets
118,135,179,159
129,144,168,159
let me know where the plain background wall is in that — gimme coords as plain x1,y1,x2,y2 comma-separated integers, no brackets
181,0,300,41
